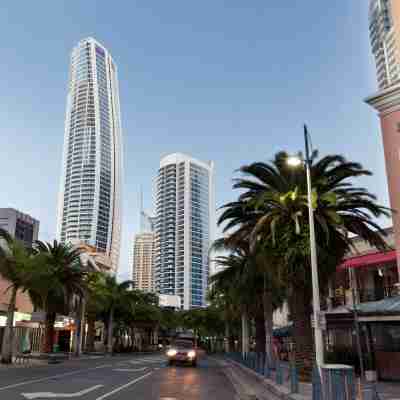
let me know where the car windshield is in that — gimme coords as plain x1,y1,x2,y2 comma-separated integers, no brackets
174,341,193,348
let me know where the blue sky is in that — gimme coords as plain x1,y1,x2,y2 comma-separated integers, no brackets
0,1,389,280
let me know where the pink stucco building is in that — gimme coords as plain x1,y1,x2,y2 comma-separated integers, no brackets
366,84,400,278
367,0,400,280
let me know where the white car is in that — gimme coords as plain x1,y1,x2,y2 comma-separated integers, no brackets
166,340,197,367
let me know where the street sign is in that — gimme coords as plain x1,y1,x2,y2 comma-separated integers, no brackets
311,312,327,330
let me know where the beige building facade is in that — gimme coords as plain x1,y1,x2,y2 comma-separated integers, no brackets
133,233,155,292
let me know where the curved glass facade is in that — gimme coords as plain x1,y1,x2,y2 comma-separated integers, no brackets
57,38,123,272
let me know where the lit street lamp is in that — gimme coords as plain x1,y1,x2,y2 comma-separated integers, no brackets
287,125,324,370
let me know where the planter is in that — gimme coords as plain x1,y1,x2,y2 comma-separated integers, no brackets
365,370,377,382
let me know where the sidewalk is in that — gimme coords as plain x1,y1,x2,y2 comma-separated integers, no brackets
0,351,161,371
0,352,106,370
220,356,400,400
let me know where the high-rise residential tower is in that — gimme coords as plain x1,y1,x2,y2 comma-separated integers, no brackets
367,1,400,278
57,38,123,272
132,232,155,292
154,153,214,310
369,0,400,90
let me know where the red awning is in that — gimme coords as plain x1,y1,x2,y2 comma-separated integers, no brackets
338,250,397,270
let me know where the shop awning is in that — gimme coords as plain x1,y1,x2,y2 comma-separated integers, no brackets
338,250,397,270
355,296,400,315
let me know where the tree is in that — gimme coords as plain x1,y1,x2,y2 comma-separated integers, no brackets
231,150,390,377
213,219,284,362
102,276,133,354
0,229,35,363
31,240,87,353
84,271,108,353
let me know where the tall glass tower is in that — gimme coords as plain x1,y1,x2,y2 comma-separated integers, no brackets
57,38,123,272
369,0,400,89
154,153,214,309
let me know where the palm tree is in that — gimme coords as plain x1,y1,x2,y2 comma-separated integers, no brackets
213,228,283,363
210,253,250,356
0,229,35,363
230,150,390,377
102,275,133,354
84,271,108,353
31,240,87,353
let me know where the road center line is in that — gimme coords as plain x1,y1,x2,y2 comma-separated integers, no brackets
0,364,111,391
113,367,147,372
95,372,153,400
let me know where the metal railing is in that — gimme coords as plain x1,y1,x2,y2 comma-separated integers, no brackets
329,285,396,308
225,352,299,394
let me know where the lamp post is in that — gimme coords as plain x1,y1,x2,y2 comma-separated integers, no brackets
287,125,325,370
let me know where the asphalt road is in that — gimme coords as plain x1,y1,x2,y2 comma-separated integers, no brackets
0,354,237,399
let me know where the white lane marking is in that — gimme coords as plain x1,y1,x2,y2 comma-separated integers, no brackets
0,364,110,391
95,372,153,400
21,385,104,399
128,358,165,364
113,367,147,372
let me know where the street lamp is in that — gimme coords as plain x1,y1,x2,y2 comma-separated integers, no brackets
287,125,325,370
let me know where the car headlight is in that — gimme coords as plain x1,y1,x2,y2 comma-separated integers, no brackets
167,349,177,357
188,350,196,358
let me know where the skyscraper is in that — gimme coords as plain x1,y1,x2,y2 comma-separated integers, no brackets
133,232,155,292
154,153,214,310
369,0,400,90
57,38,123,272
366,1,400,277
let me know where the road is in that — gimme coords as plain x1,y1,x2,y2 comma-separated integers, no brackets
0,354,237,399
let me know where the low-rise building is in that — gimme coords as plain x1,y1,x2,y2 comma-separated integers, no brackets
324,227,400,380
0,208,39,247
0,208,38,326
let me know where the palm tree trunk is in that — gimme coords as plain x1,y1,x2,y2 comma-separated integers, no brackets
289,289,314,381
1,286,17,364
263,289,274,364
86,316,96,353
241,310,249,357
107,307,114,354
225,322,231,352
255,313,265,354
73,297,85,357
43,312,56,353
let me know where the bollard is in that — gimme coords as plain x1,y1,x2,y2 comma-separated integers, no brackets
276,361,283,385
322,364,355,400
258,353,265,375
312,365,322,400
257,353,263,375
362,382,381,400
290,363,299,393
264,354,271,379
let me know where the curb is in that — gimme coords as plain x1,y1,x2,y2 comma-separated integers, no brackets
215,358,258,400
225,358,310,400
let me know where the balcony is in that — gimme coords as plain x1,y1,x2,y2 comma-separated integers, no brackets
330,285,396,309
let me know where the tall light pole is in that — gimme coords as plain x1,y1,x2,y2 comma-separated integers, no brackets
287,125,325,369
